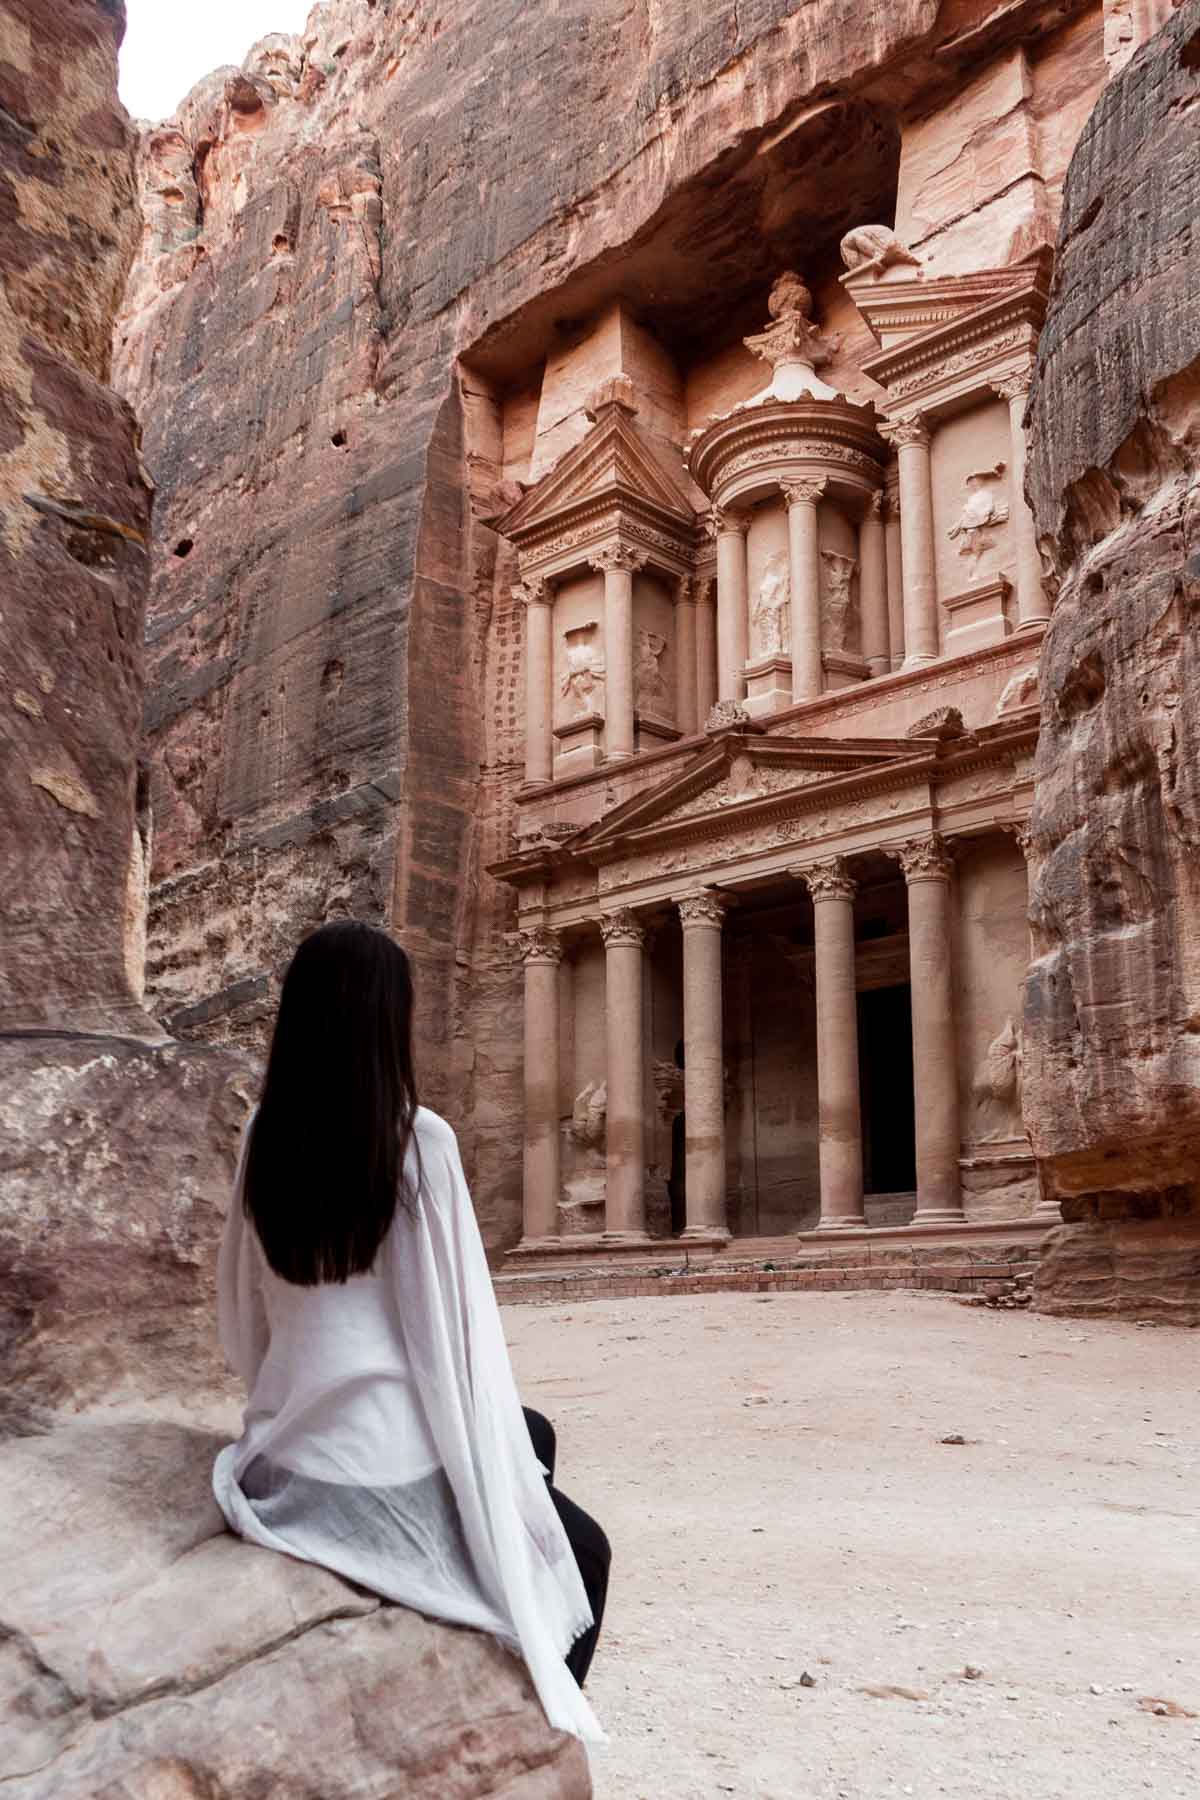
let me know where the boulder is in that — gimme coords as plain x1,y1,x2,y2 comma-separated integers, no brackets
1023,2,1200,1322
0,1417,591,1798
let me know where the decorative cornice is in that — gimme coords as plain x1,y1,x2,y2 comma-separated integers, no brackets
589,545,647,575
895,834,955,881
798,856,857,903
782,477,827,508
517,925,564,964
678,888,729,929
599,906,646,948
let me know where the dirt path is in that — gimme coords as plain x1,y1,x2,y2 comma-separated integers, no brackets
505,1292,1200,1800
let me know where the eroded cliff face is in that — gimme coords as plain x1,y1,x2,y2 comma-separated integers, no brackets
1024,0,1200,1320
117,0,1113,1248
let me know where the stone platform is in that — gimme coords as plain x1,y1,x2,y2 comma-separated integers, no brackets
496,1218,1052,1307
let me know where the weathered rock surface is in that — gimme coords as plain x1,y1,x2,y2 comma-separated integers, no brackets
0,0,152,1033
0,1417,590,1798
1024,0,1200,1321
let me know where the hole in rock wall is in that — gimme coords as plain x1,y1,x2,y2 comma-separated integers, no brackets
1181,27,1200,69
173,537,194,558
330,430,348,447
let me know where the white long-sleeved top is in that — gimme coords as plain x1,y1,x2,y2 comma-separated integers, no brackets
214,1105,603,1743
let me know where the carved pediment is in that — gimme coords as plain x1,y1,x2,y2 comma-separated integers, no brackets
576,732,912,851
843,260,1048,356
495,402,695,542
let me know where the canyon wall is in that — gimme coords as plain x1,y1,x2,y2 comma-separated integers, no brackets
1024,0,1200,1320
117,0,1114,1249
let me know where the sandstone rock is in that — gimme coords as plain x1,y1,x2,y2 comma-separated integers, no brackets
1024,1,1200,1322
0,1418,590,1798
0,0,152,1034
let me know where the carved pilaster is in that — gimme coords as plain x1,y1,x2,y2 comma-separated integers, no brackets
599,907,646,949
896,835,955,883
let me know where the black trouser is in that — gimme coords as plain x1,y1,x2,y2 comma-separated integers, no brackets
522,1407,610,1688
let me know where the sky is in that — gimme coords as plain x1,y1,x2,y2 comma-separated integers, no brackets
119,0,316,121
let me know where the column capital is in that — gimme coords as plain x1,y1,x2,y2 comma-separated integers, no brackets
599,906,646,949
692,570,716,606
993,369,1034,405
677,887,730,930
1002,819,1035,858
864,488,885,521
781,477,827,509
796,856,857,903
705,503,750,540
895,834,955,882
589,544,646,575
513,575,552,608
517,924,564,964
672,573,698,608
880,415,931,451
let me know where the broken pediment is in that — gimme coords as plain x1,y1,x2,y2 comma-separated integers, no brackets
841,255,1049,357
494,395,695,542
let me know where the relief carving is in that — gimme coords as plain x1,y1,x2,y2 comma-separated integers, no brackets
568,1079,607,1150
705,699,751,733
996,664,1040,715
971,1017,1025,1143
751,551,791,658
948,463,1009,580
634,629,668,711
561,623,606,716
820,551,858,654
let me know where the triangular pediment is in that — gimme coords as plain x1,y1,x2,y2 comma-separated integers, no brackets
577,731,916,852
496,404,695,540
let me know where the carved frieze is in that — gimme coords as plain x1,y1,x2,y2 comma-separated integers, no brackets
722,440,877,481
881,327,1031,402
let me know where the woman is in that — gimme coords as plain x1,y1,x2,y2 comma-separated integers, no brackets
214,921,607,1743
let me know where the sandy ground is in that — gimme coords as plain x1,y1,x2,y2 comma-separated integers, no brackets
505,1292,1200,1800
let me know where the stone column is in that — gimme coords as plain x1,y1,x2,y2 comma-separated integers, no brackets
519,925,563,1244
884,468,904,670
677,889,730,1240
995,373,1050,632
589,546,644,761
709,507,750,703
600,908,650,1243
674,576,699,736
859,490,889,679
782,478,826,703
801,859,866,1230
884,418,938,668
516,577,554,786
898,836,965,1225
694,574,717,725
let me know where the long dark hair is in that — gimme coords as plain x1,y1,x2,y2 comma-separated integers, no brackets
244,921,419,1285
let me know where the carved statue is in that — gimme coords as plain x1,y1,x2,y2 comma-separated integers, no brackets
718,752,767,806
751,551,791,658
634,629,668,710
820,550,858,653
972,1017,1024,1143
839,225,922,277
568,1080,607,1150
996,664,1040,715
561,623,605,715
948,463,1010,580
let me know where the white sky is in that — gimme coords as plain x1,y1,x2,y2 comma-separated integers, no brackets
119,0,316,121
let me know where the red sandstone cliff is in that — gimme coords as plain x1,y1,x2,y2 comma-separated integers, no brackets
1024,0,1200,1319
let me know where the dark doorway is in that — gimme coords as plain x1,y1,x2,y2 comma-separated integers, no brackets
857,985,917,1195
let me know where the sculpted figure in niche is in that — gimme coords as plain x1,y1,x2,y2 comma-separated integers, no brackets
718,752,768,806
751,551,791,658
972,1017,1024,1143
839,225,922,278
561,623,605,716
569,1079,607,1151
996,664,1039,716
634,629,668,711
820,551,858,653
948,463,1010,580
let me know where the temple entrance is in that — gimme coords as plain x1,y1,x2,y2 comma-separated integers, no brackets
858,984,917,1221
